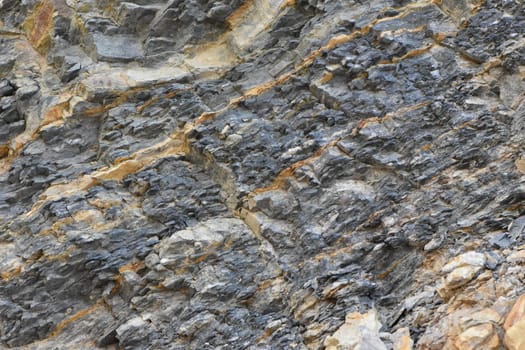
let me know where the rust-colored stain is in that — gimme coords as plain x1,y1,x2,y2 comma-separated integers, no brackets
110,274,123,295
94,160,144,182
248,99,430,197
244,72,294,98
433,31,449,43
49,302,102,338
318,71,334,84
0,144,9,159
195,10,386,127
172,241,226,275
37,217,73,237
0,78,182,176
255,327,278,343
352,117,381,137
1,245,78,282
5,0,441,227
1,265,23,281
471,0,486,14
324,282,350,300
38,99,71,130
226,0,254,28
0,98,72,176
293,294,320,320
137,87,191,113
392,43,435,63
82,91,135,117
309,245,354,263
420,143,433,151
20,135,183,221
249,140,341,195
377,258,403,280
191,251,216,265
479,57,502,75
194,71,295,126
0,141,28,174
45,246,78,262
24,0,55,54
195,2,435,130
108,261,146,295
118,261,145,274
195,111,220,125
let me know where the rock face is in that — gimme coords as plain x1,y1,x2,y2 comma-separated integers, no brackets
0,0,525,349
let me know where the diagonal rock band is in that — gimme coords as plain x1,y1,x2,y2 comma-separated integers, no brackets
1,0,525,349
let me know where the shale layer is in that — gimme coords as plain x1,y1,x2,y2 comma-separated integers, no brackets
1,0,525,349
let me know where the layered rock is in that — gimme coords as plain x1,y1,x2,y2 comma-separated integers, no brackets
0,0,525,349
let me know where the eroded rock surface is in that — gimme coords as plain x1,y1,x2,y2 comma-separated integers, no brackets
1,0,525,349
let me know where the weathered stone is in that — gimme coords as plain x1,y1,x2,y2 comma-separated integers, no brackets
118,2,160,35
505,321,525,350
392,327,413,350
455,323,500,350
505,295,525,350
0,56,15,73
91,33,144,62
248,190,299,219
444,265,483,290
505,294,525,337
439,252,486,291
0,0,525,348
461,308,504,328
324,309,387,350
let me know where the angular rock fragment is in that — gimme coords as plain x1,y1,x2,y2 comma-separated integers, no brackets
91,33,144,62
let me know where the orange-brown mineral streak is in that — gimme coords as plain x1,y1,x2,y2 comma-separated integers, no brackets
25,0,55,53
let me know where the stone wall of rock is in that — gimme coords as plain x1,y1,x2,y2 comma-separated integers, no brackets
1,0,525,349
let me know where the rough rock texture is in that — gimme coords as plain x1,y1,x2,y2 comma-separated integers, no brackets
1,0,525,349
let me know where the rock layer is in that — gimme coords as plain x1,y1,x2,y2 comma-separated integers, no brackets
1,0,525,349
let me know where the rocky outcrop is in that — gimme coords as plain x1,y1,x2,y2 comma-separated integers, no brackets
1,0,525,349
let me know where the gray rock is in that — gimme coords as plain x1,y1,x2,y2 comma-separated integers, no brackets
0,80,15,98
91,33,144,62
0,0,524,349
0,56,15,73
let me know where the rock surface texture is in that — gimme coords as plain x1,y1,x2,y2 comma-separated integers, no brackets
0,0,525,349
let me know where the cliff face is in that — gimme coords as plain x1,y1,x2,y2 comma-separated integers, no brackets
1,0,525,349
